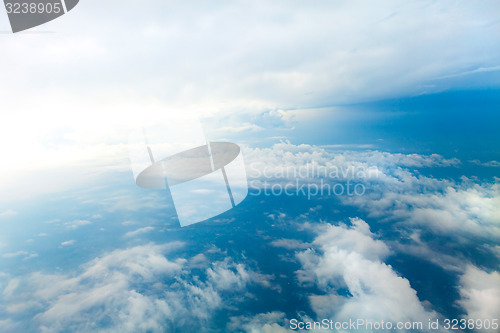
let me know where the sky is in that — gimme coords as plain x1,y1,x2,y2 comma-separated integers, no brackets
1,1,499,181
0,1,499,332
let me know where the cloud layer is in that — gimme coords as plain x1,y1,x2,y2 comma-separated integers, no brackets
293,219,438,330
0,242,272,332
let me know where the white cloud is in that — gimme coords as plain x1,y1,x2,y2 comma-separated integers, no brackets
0,242,271,332
124,226,155,238
457,265,500,327
64,220,91,230
2,278,20,298
347,183,500,241
228,311,292,333
470,159,500,168
2,1,497,109
121,221,138,226
270,238,311,250
95,190,170,213
247,143,499,327
2,251,28,258
189,253,209,268
23,253,39,260
0,319,17,332
60,240,75,246
245,142,459,181
205,259,273,292
217,123,264,133
246,142,499,246
1,243,186,331
0,210,18,218
207,260,252,291
312,218,391,261
295,219,439,331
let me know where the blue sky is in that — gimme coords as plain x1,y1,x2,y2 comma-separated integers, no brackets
0,1,499,332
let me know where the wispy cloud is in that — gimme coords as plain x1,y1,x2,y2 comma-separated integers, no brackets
469,159,500,167
2,251,28,258
124,226,155,238
0,242,271,332
64,220,91,230
434,65,500,80
0,210,18,218
2,251,38,260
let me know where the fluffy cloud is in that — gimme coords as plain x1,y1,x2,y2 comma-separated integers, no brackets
295,219,439,331
249,142,499,330
0,242,270,332
347,181,500,242
207,260,252,291
245,142,459,181
457,265,500,326
228,311,292,333
246,142,500,245
2,0,499,111
244,142,457,207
